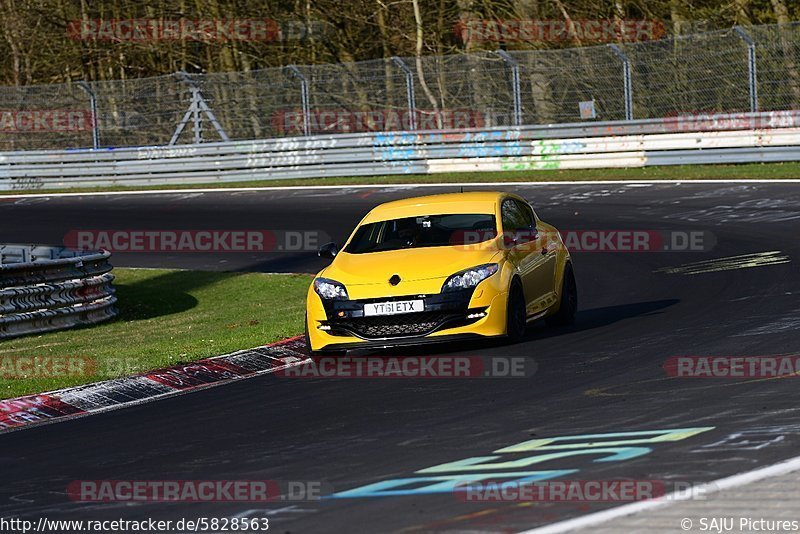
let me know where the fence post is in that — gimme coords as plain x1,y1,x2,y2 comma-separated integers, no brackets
608,44,633,121
285,66,311,136
76,81,99,149
391,56,416,130
734,26,758,113
171,72,230,145
496,50,522,126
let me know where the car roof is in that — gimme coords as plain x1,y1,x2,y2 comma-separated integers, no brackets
361,192,513,223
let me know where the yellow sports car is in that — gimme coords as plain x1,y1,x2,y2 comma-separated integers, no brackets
305,191,576,353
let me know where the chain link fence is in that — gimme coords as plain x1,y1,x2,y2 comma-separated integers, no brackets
1,22,800,151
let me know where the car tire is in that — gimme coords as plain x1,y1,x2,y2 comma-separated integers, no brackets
546,264,577,327
505,278,527,343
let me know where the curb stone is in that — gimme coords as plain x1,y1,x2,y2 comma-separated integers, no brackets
0,336,309,435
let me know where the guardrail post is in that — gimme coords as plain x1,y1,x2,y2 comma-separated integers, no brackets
76,81,100,149
391,57,417,130
170,72,230,145
496,50,522,126
285,66,311,136
608,44,633,121
734,26,758,113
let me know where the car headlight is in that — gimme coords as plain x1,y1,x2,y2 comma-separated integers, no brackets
313,277,349,300
442,263,498,292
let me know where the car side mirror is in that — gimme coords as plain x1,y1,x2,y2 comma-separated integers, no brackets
318,242,339,260
502,227,539,248
502,233,518,249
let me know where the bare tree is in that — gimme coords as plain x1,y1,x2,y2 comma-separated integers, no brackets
770,0,800,104
412,0,441,127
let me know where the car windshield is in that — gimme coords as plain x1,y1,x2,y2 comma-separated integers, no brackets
345,213,497,254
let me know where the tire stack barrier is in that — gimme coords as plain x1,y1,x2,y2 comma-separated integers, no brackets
0,245,117,338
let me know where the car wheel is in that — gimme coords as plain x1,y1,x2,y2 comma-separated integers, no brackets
505,279,527,343
546,264,577,327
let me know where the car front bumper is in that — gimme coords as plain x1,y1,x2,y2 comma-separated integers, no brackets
306,285,510,352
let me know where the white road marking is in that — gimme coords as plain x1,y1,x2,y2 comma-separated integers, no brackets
2,179,800,199
519,454,800,534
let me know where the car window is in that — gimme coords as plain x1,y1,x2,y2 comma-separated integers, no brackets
501,199,529,233
515,200,536,227
345,213,497,254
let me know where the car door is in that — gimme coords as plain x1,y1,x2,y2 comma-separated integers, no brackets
502,198,556,315
501,198,538,315
519,200,558,310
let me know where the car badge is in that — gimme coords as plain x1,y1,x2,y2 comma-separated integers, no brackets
389,274,401,286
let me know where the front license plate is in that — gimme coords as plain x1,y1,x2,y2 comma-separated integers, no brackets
364,299,424,316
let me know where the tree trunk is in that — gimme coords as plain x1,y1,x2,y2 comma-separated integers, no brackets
412,0,441,128
771,0,800,105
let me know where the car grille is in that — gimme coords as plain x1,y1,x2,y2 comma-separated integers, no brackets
331,311,451,339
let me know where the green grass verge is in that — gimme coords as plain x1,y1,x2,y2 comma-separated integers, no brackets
0,268,313,400
4,162,800,196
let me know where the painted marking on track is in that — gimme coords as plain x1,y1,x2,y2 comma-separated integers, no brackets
583,367,800,398
516,454,800,533
730,291,796,302
405,426,793,532
654,251,790,275
732,312,800,337
692,428,792,452
330,428,713,499
662,198,800,224
11,197,51,205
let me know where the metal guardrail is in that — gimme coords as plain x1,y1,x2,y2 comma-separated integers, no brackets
2,110,800,191
0,246,117,338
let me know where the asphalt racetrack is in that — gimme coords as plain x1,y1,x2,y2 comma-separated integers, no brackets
1,182,799,532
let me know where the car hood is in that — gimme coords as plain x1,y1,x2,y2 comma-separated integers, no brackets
319,243,502,297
